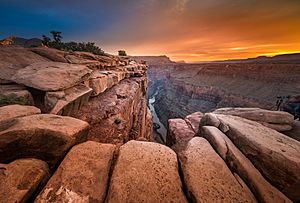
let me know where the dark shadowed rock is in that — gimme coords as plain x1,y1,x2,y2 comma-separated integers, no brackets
216,114,300,202
0,104,40,124
201,126,291,203
11,62,92,91
283,120,300,142
106,140,187,203
0,114,89,168
213,107,294,124
176,137,256,203
0,84,34,106
35,141,115,203
167,118,195,146
0,158,49,203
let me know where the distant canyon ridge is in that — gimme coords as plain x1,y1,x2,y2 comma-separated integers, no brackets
134,54,300,128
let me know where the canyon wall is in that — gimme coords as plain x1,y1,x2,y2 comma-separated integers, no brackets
148,60,300,127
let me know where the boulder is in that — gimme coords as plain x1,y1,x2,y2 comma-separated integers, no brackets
106,141,187,203
46,85,92,115
176,137,256,202
184,112,203,133
201,126,291,203
0,104,40,124
213,107,294,124
199,113,220,128
216,114,300,202
258,122,292,132
65,54,99,65
0,114,89,168
87,71,108,96
0,158,49,203
11,62,92,91
167,118,195,146
35,141,115,203
0,84,34,106
30,47,68,63
283,120,300,142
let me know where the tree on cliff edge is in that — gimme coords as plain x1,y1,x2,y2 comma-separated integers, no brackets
118,50,127,56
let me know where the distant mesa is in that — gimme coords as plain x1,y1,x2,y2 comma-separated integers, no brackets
0,36,42,48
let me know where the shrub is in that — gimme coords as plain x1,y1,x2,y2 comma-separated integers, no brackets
118,50,127,56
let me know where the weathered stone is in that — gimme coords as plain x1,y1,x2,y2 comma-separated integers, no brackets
0,84,34,106
176,137,256,202
87,71,108,96
213,107,294,124
65,54,99,65
216,114,300,202
0,114,89,168
283,120,300,142
201,126,228,159
184,111,203,133
106,141,187,203
199,113,220,128
167,118,195,146
258,122,292,132
30,47,68,63
47,85,92,115
11,62,92,91
201,126,291,203
0,158,49,203
0,46,49,81
35,141,115,203
0,104,40,124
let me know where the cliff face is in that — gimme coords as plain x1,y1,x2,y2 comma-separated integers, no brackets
149,61,300,127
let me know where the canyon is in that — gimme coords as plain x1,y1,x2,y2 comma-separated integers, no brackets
0,46,300,203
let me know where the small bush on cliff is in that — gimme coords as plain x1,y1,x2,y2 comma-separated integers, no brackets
118,50,127,56
42,31,105,55
114,117,122,125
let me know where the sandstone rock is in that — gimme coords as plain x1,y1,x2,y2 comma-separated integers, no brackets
258,122,292,132
213,107,294,124
35,141,115,203
176,137,256,202
106,141,187,203
167,118,195,146
216,114,300,201
65,54,99,65
0,114,89,168
184,111,203,133
0,46,49,81
283,120,300,142
87,71,108,96
11,62,92,91
0,84,34,106
46,85,92,115
30,47,68,63
0,158,49,203
199,113,220,128
0,104,40,124
201,126,291,203
201,126,228,160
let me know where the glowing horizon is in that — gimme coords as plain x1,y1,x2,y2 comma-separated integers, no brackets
1,0,300,62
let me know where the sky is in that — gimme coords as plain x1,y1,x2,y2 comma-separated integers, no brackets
1,0,300,62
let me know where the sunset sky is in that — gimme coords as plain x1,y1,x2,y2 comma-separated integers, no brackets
1,0,300,62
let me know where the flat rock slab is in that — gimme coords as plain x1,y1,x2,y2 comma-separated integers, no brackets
184,112,203,133
30,47,68,63
201,126,291,203
35,141,115,203
176,137,256,203
216,114,300,201
106,140,187,203
0,84,34,106
11,62,92,91
0,158,49,203
0,114,89,168
0,104,41,123
167,118,195,146
213,107,294,124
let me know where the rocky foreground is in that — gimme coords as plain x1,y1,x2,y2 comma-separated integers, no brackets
1,104,300,202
